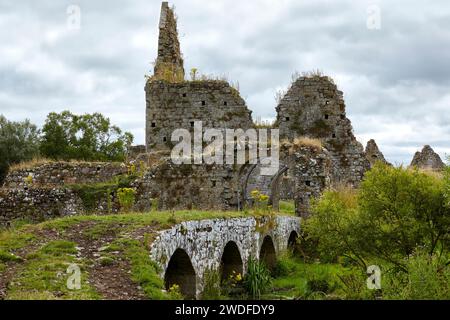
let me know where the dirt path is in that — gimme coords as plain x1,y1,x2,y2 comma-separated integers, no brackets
64,222,147,300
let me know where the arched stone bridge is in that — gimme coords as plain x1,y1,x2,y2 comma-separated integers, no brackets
150,215,300,298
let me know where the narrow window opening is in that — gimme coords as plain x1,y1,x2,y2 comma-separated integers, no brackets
285,117,290,121
305,181,311,186
324,114,329,120
151,122,156,128
223,101,227,106
163,136,167,142
202,101,206,106
182,93,187,97
190,121,195,127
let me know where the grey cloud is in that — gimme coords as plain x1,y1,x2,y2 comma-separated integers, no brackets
0,0,449,165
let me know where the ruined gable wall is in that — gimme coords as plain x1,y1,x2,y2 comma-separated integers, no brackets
410,145,445,171
365,139,390,167
276,76,369,186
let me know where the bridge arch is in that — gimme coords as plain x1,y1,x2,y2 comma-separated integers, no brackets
164,248,196,299
220,241,243,282
268,165,289,211
259,235,277,271
288,230,299,253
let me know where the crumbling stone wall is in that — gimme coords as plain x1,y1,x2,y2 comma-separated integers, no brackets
0,161,128,225
410,145,445,171
127,145,147,162
146,3,253,153
273,142,331,216
365,139,390,167
145,80,253,152
276,76,369,186
134,157,245,211
0,188,84,226
3,162,127,189
154,2,184,79
0,185,123,226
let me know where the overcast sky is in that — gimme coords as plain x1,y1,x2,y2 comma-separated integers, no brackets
0,0,449,164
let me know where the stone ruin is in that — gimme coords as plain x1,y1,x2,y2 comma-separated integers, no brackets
0,1,446,225
0,162,128,226
276,76,370,187
365,139,390,167
410,145,445,171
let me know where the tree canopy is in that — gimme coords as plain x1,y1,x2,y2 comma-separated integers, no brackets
0,115,40,182
40,111,133,162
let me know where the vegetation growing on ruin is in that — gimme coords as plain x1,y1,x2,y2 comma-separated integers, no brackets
69,174,137,212
283,137,323,153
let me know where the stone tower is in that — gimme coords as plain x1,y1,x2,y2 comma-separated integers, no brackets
276,76,370,186
154,2,185,79
145,2,253,152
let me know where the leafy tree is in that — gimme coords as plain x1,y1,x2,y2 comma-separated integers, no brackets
304,187,367,267
40,111,133,162
0,115,40,182
357,163,448,267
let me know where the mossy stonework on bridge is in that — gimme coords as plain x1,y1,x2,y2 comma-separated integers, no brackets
150,215,300,298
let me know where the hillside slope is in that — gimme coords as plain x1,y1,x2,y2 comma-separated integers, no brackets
0,210,276,300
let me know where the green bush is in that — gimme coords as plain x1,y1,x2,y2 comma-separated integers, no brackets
306,163,449,270
117,188,136,212
382,249,450,300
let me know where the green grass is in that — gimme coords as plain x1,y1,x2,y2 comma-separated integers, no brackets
6,240,100,300
37,209,291,235
0,250,23,263
269,253,368,300
279,200,295,215
0,229,35,252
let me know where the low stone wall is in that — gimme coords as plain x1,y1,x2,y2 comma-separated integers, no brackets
150,215,300,298
0,185,124,226
0,187,84,225
3,162,127,189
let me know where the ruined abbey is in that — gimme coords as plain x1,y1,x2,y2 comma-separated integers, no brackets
0,2,446,225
